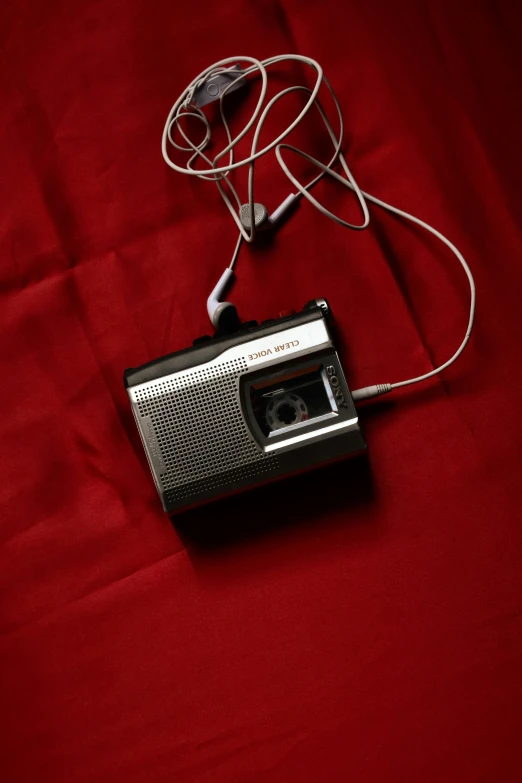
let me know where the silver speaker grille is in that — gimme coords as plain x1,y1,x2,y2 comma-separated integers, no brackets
132,357,278,498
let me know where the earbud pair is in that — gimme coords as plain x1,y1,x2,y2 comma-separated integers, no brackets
207,194,298,330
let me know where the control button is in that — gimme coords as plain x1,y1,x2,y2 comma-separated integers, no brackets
241,320,258,330
206,83,220,97
278,309,296,318
303,298,331,317
260,319,276,326
314,298,330,317
193,335,213,345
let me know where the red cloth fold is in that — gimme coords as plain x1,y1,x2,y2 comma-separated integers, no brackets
1,2,521,781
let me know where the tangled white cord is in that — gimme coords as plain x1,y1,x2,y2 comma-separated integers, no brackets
162,55,475,400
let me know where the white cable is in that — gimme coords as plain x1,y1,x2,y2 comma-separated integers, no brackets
162,56,475,398
228,233,243,271
350,188,475,397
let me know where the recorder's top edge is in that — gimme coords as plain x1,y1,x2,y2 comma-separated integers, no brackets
124,302,329,388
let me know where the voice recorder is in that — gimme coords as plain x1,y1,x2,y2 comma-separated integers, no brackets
124,300,365,513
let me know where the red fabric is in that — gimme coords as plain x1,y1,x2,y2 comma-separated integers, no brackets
1,2,522,781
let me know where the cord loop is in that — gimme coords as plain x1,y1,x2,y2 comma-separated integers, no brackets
162,56,475,394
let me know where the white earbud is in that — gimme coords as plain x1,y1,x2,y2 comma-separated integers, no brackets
239,202,268,230
207,267,238,329
239,193,297,231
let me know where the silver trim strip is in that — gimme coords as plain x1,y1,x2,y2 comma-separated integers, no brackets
264,417,358,452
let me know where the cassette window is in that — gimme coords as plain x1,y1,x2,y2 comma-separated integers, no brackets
248,364,338,438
